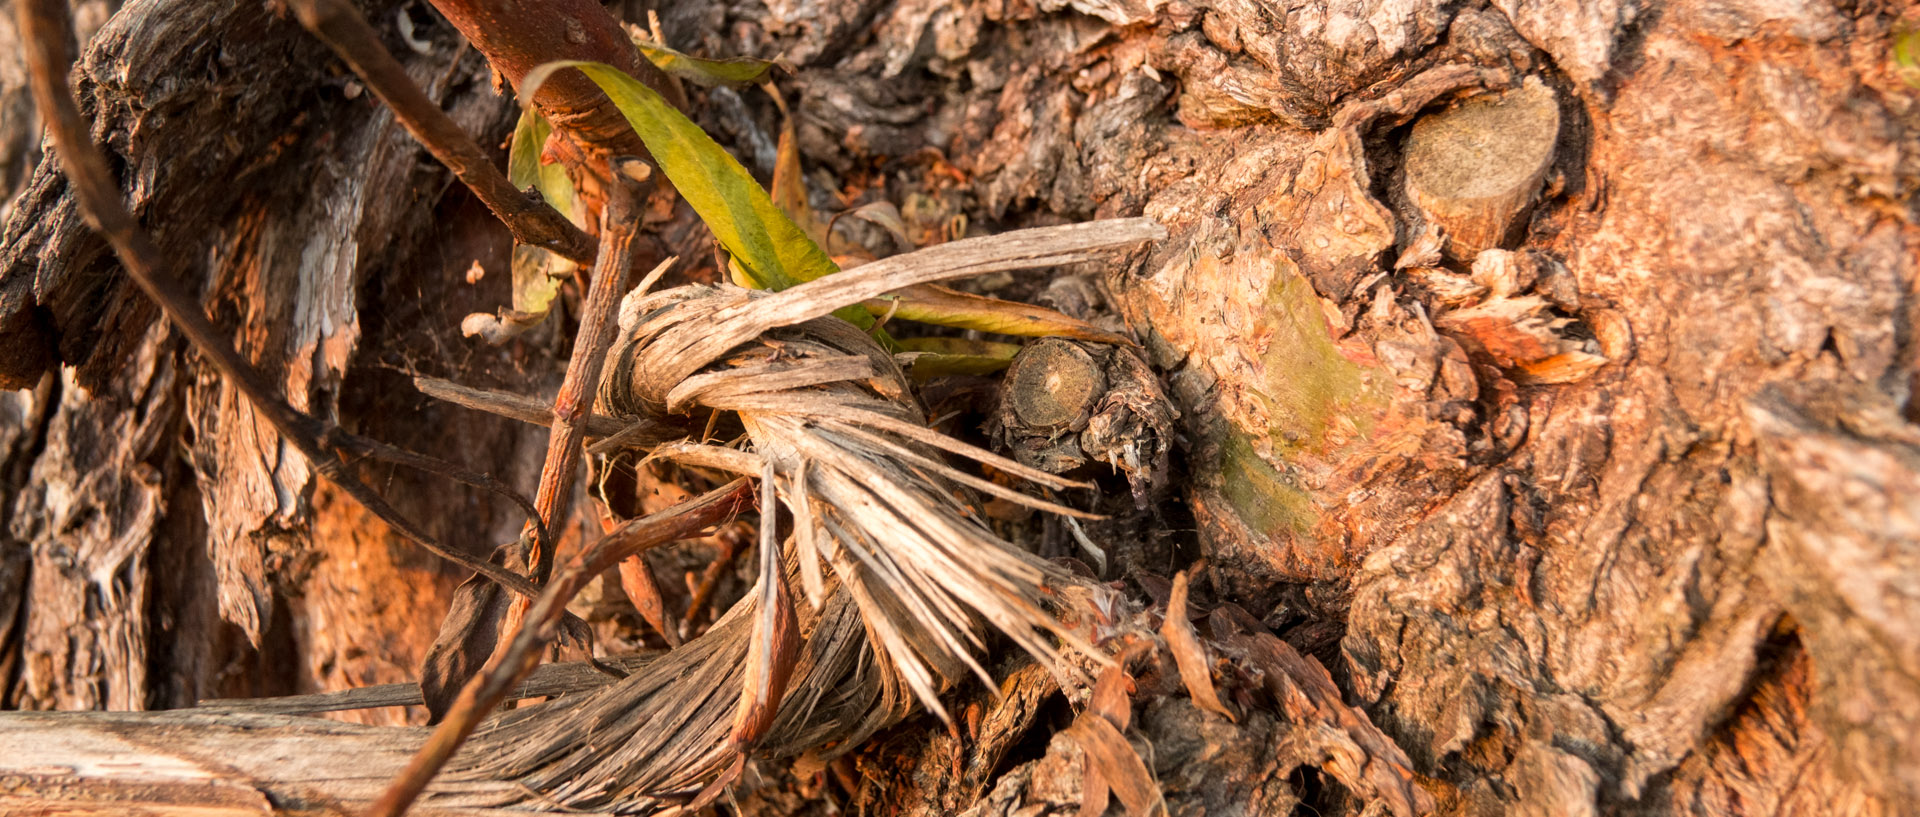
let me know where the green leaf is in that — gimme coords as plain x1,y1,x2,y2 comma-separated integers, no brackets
461,245,578,344
865,284,1134,345
486,106,581,342
634,40,779,88
507,106,578,225
1895,25,1920,89
895,337,1023,380
524,60,838,293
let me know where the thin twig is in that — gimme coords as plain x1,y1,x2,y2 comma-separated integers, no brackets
680,523,748,640
323,428,548,546
368,478,754,817
288,0,597,265
525,160,660,579
413,376,634,437
16,0,545,602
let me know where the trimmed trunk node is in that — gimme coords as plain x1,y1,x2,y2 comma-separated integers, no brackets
1403,76,1562,260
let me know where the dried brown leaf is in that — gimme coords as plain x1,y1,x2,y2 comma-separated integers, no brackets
618,554,681,648
1066,714,1162,817
419,548,514,723
1089,664,1135,731
732,464,802,748
839,200,914,253
1160,570,1236,723
1079,664,1137,817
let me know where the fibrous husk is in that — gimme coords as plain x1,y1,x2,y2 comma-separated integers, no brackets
454,219,1162,810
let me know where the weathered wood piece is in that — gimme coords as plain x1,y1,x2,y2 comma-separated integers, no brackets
1403,76,1560,259
0,710,607,815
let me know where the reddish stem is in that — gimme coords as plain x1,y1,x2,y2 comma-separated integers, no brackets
424,0,686,164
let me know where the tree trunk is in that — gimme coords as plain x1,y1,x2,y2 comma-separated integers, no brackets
3,0,1916,816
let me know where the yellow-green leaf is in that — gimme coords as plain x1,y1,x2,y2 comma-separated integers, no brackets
865,284,1133,345
460,245,577,344
634,40,778,88
507,106,577,226
523,60,837,294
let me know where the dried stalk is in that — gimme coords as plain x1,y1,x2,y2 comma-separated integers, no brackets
525,162,657,573
412,376,661,439
289,0,597,265
16,0,545,602
453,219,1162,811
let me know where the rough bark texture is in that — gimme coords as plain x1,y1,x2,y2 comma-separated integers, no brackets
3,0,1917,815
0,0,555,719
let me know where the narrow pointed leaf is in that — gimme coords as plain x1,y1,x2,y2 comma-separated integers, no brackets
866,283,1134,344
894,337,1024,358
732,463,800,749
895,337,1023,379
772,120,827,247
472,106,581,342
634,40,778,88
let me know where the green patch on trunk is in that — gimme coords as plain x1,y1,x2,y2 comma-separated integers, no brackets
1217,261,1390,538
1219,431,1315,538
1255,269,1386,459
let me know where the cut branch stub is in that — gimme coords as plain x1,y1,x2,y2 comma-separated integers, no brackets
1403,76,1561,260
1006,338,1107,433
995,337,1178,504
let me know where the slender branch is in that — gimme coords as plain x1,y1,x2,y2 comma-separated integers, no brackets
525,160,658,577
369,478,755,817
17,0,544,602
288,0,597,265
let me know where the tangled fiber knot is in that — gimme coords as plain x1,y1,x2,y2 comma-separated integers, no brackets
454,219,1162,811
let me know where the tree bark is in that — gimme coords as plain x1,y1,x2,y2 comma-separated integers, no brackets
3,0,1917,816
